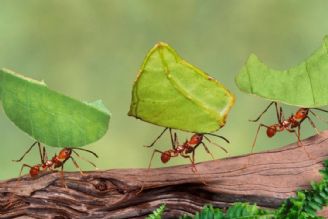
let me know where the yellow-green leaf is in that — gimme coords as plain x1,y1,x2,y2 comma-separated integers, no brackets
128,42,235,133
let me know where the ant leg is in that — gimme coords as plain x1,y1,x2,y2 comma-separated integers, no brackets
189,153,197,173
188,152,207,185
293,126,312,159
13,141,39,162
60,165,67,188
137,149,165,194
181,152,197,172
251,124,271,154
18,164,33,178
203,136,228,153
144,128,168,148
70,156,84,176
147,149,165,170
244,124,271,168
249,101,276,122
72,150,98,170
306,116,321,135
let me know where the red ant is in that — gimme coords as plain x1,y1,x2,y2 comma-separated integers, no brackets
13,141,98,187
250,101,328,157
145,128,229,172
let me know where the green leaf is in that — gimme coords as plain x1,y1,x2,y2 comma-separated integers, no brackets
128,42,235,133
235,36,328,107
0,68,111,147
146,204,166,219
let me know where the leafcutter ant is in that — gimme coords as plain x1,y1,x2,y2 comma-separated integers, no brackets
13,141,98,187
250,101,328,158
136,128,229,193
145,128,229,172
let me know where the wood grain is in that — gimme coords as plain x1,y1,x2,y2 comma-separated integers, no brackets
1,131,328,218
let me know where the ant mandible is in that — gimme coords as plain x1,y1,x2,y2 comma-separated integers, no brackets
145,128,229,172
13,141,98,187
250,101,328,157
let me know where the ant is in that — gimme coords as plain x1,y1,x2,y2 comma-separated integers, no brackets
13,141,98,187
250,101,328,157
145,128,229,172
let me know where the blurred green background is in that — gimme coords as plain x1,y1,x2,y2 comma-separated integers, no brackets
1,0,328,180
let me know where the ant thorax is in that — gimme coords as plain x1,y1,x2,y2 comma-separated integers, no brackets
282,120,290,127
176,145,185,152
45,160,54,167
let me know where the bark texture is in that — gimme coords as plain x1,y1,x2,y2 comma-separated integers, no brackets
1,132,328,218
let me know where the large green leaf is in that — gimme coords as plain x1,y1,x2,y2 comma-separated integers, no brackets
235,36,328,107
0,68,111,147
128,42,235,133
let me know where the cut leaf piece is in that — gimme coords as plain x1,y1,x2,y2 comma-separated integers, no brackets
0,68,111,147
128,42,235,133
236,36,328,107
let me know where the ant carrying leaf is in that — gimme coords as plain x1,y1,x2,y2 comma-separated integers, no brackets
128,42,234,191
0,69,110,186
145,128,229,172
128,42,235,133
136,128,229,192
236,36,328,161
13,141,98,187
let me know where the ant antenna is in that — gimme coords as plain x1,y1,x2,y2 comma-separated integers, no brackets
72,150,97,168
312,108,328,113
72,148,99,158
203,136,228,153
309,109,328,124
202,133,230,143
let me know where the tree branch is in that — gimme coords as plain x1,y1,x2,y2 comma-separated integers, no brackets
1,131,328,218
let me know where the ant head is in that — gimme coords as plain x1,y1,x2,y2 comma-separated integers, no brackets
58,148,72,160
266,126,277,138
189,134,203,144
295,108,309,119
30,165,41,177
161,151,171,163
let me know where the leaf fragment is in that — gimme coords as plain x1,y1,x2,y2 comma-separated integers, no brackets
0,68,111,147
236,36,328,107
129,42,235,133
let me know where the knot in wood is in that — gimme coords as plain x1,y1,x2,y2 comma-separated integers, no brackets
95,180,108,191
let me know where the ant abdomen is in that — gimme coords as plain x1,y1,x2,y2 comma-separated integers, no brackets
266,126,276,137
29,165,40,177
161,152,171,163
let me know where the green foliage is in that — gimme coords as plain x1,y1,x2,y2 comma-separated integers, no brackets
275,160,328,219
148,160,328,219
235,36,328,108
128,42,235,133
0,68,111,147
146,204,166,219
180,203,273,219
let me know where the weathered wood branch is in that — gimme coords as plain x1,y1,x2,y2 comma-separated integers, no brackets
1,132,328,219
